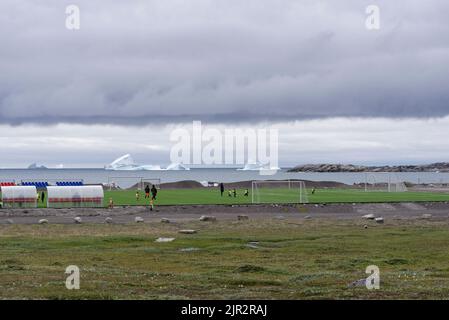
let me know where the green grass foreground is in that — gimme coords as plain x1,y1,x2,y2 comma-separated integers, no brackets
1,219,449,299
105,188,449,207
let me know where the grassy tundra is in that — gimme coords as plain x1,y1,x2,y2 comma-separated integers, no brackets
1,218,449,299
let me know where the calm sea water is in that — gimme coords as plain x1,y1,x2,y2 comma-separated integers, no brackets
1,168,449,188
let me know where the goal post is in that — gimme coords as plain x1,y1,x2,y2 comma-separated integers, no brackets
364,173,408,192
252,180,308,204
140,178,162,190
107,177,161,191
107,176,144,191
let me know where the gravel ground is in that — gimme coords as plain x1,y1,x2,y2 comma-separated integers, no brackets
1,202,449,224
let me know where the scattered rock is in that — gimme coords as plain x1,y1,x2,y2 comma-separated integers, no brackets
155,237,175,243
362,214,375,220
38,219,48,224
304,215,312,219
375,217,384,224
237,215,249,221
105,217,113,224
135,216,144,223
5,219,14,224
74,217,82,224
246,242,259,249
348,278,366,288
179,229,197,234
179,247,200,252
160,218,171,224
421,214,432,219
199,215,217,222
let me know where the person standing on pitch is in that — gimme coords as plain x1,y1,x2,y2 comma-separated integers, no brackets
151,184,158,200
108,198,114,209
41,191,45,203
145,184,150,198
220,183,224,196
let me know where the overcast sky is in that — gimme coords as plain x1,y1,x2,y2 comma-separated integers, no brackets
1,1,448,167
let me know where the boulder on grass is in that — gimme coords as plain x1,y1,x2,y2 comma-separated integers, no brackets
199,215,216,222
135,216,144,223
179,229,197,234
105,217,113,224
375,217,384,224
155,237,175,243
38,219,48,224
362,214,375,220
160,218,170,224
74,217,82,224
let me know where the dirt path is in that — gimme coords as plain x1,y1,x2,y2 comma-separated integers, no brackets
1,202,449,224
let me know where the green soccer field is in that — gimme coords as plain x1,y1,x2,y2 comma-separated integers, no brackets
104,188,449,206
2,188,449,209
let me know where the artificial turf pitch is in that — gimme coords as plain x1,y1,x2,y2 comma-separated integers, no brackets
2,188,449,209
104,188,449,207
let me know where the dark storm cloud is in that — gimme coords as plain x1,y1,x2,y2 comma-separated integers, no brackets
1,0,449,125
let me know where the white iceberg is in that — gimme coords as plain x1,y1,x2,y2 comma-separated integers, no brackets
105,154,162,171
105,154,140,170
237,161,280,171
165,163,190,171
105,155,189,171
28,163,48,169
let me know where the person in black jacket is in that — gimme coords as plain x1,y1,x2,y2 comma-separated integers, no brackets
151,185,158,200
220,183,224,196
145,184,150,198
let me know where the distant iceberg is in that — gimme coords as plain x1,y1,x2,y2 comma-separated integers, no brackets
105,154,162,171
28,163,48,169
105,154,141,170
237,161,280,171
105,154,189,171
165,163,190,171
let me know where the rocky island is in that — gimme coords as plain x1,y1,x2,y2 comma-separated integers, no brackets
288,163,449,172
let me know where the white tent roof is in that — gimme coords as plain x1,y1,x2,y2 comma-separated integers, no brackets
1,186,37,200
47,186,104,200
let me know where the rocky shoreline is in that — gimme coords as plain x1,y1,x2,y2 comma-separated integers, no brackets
288,163,449,173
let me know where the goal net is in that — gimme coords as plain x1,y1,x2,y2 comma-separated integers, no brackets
106,177,162,191
106,176,144,191
252,180,308,204
140,178,162,190
364,173,408,192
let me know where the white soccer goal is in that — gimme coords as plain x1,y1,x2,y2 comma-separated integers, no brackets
252,180,308,204
107,177,162,191
106,176,144,191
140,178,162,190
364,173,408,192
